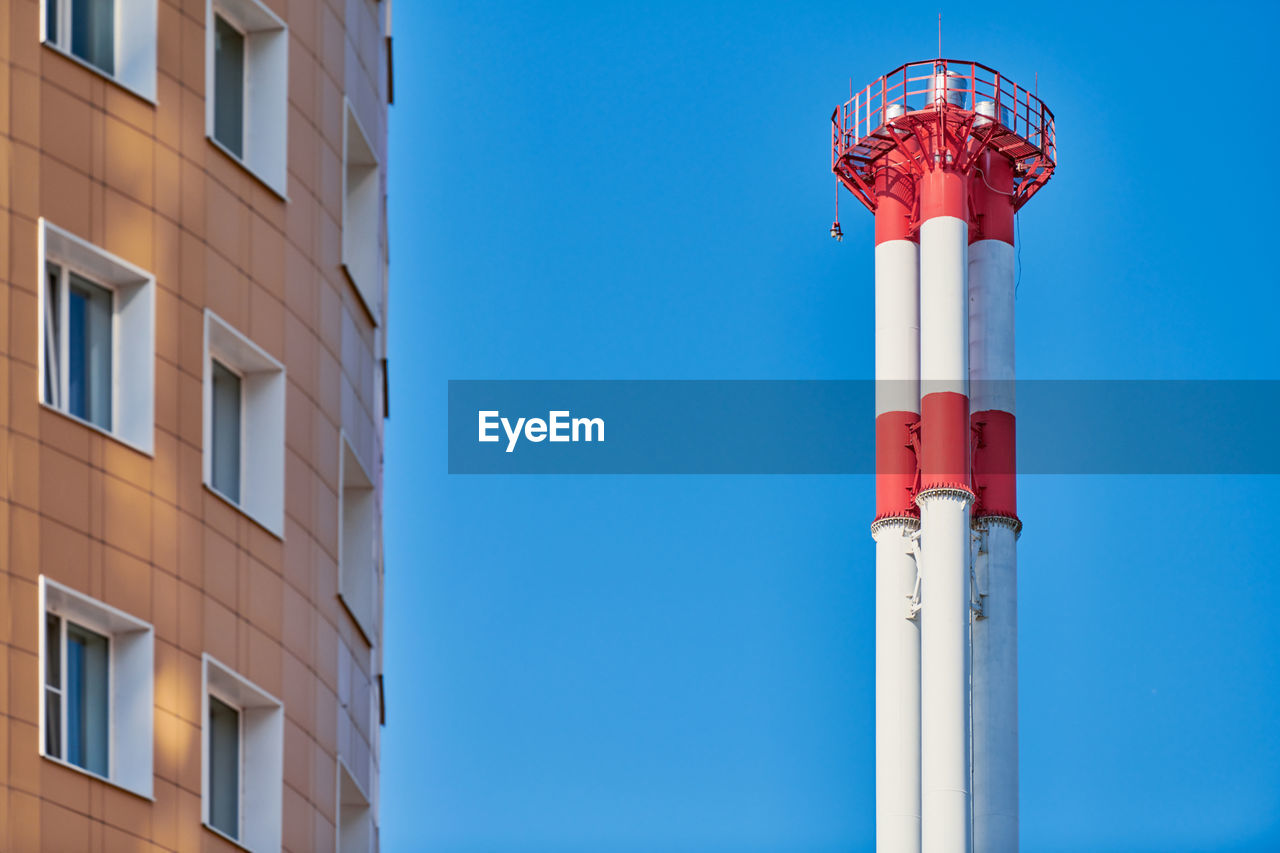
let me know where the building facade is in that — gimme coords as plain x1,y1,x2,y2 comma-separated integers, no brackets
0,0,391,850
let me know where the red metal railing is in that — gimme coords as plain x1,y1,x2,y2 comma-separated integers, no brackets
831,59,1056,170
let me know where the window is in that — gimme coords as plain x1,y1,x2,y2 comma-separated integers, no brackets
45,616,109,776
39,220,156,454
337,761,374,853
207,695,240,837
203,311,285,536
202,655,283,852
47,0,114,73
42,0,158,101
212,14,245,157
210,360,242,502
339,435,378,641
44,264,113,431
342,99,383,321
206,0,288,195
39,576,155,798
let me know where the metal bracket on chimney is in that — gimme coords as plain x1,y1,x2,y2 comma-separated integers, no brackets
970,527,987,618
907,528,924,620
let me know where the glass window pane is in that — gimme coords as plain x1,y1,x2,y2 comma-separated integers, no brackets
44,613,62,760
70,0,114,75
213,15,245,158
45,0,57,43
67,280,86,419
44,686,61,758
208,696,240,839
67,273,113,431
211,360,242,503
65,621,109,777
45,613,61,687
44,263,62,408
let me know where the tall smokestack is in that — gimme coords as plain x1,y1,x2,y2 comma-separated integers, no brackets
831,58,1055,853
916,164,974,853
969,148,1020,853
872,144,922,853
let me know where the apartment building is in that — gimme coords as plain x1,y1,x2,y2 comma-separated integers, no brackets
0,0,391,850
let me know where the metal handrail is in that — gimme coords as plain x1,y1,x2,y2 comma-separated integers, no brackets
833,59,1056,167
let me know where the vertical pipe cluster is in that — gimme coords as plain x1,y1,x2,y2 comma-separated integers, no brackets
872,148,922,853
865,105,1023,853
969,151,1019,853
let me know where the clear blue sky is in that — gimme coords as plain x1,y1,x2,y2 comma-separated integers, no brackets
382,2,1280,851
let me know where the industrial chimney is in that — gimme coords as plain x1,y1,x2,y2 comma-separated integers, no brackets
831,59,1056,853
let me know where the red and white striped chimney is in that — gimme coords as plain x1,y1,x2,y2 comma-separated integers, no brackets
871,147,922,853
832,57,1055,853
969,147,1020,853
916,164,973,853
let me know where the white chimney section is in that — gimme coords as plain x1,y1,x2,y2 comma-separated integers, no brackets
916,166,973,853
969,150,1020,853
872,147,922,853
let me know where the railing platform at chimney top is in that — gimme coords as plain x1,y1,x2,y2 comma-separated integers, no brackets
831,59,1056,213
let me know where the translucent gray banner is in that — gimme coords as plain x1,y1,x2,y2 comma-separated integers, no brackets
448,381,1280,474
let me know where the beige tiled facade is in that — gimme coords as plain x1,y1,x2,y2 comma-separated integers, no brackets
0,0,390,850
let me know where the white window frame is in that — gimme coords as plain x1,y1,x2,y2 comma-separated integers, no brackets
38,219,156,456
336,759,375,853
38,576,155,799
342,98,382,322
201,654,284,853
338,432,378,643
39,0,158,102
202,310,286,537
205,0,289,198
